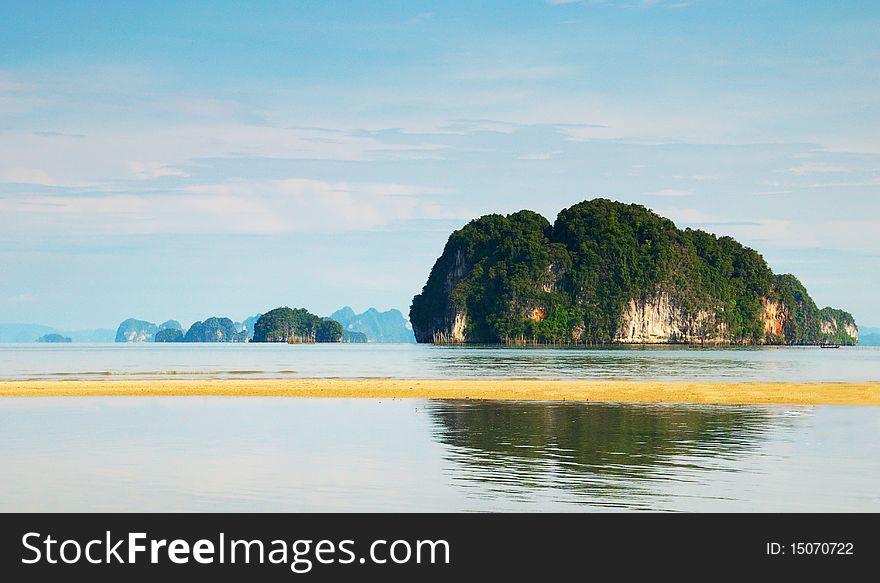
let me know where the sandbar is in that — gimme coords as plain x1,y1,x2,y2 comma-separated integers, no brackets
0,378,878,405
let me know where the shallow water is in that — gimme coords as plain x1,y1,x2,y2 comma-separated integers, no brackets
0,398,877,512
1,343,879,382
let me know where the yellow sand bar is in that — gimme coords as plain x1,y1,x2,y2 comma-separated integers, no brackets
0,378,878,405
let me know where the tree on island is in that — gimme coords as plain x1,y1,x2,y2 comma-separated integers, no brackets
316,319,344,342
183,317,248,342
36,333,72,343
252,307,344,343
154,328,184,342
342,330,368,343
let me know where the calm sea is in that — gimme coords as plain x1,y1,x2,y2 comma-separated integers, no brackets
0,398,877,512
1,343,879,382
1,344,877,511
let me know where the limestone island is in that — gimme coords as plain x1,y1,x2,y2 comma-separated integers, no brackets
411,199,858,346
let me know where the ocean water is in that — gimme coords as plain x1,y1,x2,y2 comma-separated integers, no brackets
2,344,877,512
1,343,879,382
0,398,877,512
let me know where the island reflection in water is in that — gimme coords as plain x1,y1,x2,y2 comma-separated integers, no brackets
427,400,777,509
1,398,876,512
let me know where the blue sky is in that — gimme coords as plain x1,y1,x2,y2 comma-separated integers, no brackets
1,0,879,329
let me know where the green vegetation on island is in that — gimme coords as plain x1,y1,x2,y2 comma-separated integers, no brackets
342,330,368,343
252,307,344,343
35,333,72,343
183,317,248,343
154,328,184,343
410,199,858,346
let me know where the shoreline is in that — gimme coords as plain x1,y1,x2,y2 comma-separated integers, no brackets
0,378,878,405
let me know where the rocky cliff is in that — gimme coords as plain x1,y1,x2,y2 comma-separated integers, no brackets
613,291,728,344
410,199,858,346
115,318,158,342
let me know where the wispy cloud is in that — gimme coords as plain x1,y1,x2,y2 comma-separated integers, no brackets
0,168,59,186
0,178,463,237
128,161,190,180
519,150,563,160
645,188,693,197
788,163,852,175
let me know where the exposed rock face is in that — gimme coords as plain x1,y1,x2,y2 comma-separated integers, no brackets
614,291,728,344
115,318,158,342
413,246,472,343
761,298,786,339
431,310,469,344
821,319,859,344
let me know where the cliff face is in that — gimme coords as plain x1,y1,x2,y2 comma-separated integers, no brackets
115,318,158,342
820,313,859,344
613,291,728,344
412,245,472,343
760,298,786,341
410,199,858,346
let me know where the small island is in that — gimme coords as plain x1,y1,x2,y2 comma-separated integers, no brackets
410,199,858,346
35,333,72,343
252,307,344,343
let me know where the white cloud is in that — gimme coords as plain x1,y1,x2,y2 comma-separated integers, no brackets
655,207,880,253
645,188,693,197
787,163,851,175
519,150,563,160
128,161,190,179
0,178,463,237
0,168,58,186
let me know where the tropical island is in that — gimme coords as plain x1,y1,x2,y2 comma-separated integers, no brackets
410,199,858,346
35,333,72,343
109,305,409,344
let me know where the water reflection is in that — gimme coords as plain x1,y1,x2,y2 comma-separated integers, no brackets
428,401,779,509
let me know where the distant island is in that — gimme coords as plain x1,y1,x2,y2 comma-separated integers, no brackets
115,318,159,342
35,333,72,343
331,307,416,343
410,199,858,346
110,306,415,344
252,307,342,343
184,317,249,343
0,324,115,343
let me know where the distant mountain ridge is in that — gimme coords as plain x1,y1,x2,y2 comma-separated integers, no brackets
0,323,115,343
330,307,416,343
859,327,880,346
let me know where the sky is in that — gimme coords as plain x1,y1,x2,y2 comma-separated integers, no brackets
1,0,879,329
